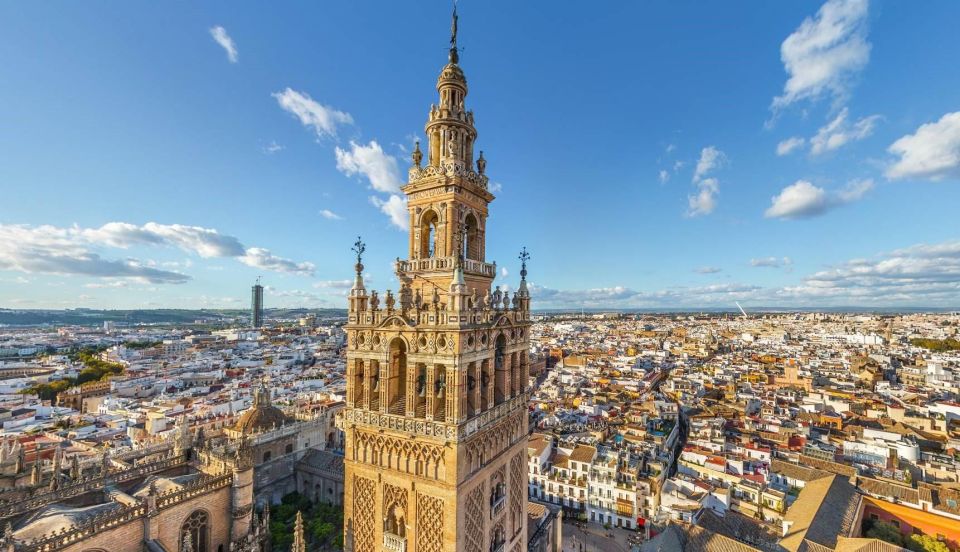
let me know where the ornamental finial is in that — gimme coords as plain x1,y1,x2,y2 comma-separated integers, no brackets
449,1,460,64
352,236,366,274
412,140,423,168
519,247,530,280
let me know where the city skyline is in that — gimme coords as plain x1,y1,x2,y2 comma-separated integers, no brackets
3,1,960,310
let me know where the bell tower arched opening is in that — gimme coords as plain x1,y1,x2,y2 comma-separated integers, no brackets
463,213,480,261
420,211,439,258
494,333,507,405
388,338,408,415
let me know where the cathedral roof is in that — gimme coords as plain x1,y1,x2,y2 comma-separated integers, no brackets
14,502,122,540
233,380,288,434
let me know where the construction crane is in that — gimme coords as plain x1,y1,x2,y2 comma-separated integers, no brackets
735,301,748,319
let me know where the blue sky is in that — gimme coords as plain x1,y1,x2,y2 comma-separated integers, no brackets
2,0,960,310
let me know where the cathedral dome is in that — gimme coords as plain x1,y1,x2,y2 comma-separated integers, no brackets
233,381,287,434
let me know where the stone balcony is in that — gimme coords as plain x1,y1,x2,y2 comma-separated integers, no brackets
396,256,495,278
491,495,506,518
407,160,490,190
383,532,407,552
341,393,528,443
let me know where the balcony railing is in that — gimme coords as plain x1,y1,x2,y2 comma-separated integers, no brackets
397,256,496,278
383,532,407,552
491,495,506,518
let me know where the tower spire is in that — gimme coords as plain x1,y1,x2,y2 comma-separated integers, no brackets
449,2,459,63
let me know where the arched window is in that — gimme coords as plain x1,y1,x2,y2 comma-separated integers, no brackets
388,338,408,415
263,451,271,463
181,510,209,552
384,503,406,537
420,211,439,258
494,334,507,405
463,213,480,261
285,443,294,454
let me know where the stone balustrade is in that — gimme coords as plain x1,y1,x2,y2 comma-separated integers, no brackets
0,453,188,518
382,532,407,552
155,471,232,509
407,162,489,189
19,503,147,552
396,256,495,278
348,300,530,326
342,393,527,443
16,470,233,552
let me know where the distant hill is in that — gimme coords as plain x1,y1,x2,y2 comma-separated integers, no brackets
0,308,347,327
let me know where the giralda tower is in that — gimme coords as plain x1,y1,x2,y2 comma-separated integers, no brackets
341,7,532,552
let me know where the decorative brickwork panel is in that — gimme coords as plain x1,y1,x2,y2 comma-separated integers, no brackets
464,482,486,552
352,476,376,552
416,492,444,552
509,451,525,537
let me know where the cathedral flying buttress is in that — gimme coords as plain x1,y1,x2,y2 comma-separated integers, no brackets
341,7,532,552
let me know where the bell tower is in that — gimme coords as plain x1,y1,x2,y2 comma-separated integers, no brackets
341,7,532,552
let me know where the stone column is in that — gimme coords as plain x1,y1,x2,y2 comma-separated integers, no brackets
484,358,495,411
448,364,460,424
425,363,436,421
508,352,518,399
472,361,482,415
379,356,389,413
361,360,372,411
406,362,418,417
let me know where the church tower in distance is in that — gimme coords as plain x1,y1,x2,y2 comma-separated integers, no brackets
341,7,532,552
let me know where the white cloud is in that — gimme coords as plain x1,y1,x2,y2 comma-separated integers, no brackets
260,238,960,308
809,108,880,155
209,26,238,63
528,282,762,309
750,256,793,268
836,178,874,202
694,266,722,274
772,0,871,110
658,170,670,184
239,248,315,276
313,279,353,289
335,140,402,194
886,111,960,181
319,209,343,220
776,136,806,156
500,267,509,279
78,222,247,257
263,141,284,154
0,224,190,284
765,178,874,219
0,222,314,283
687,147,726,217
370,195,408,230
687,178,718,217
764,180,828,219
489,182,503,193
779,239,960,305
693,146,726,182
265,287,326,305
273,88,353,139
85,280,130,289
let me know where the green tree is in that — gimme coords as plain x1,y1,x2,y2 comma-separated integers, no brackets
907,534,950,552
865,521,904,546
